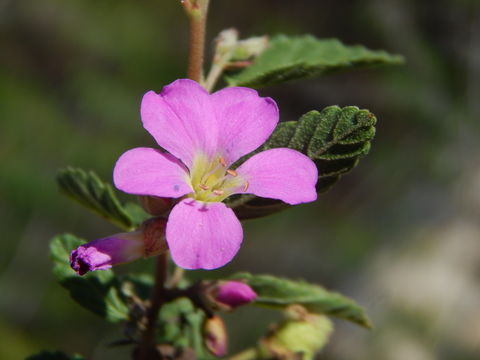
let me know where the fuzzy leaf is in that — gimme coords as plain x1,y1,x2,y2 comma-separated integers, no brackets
56,167,149,230
26,351,85,360
229,273,371,328
50,233,129,322
226,35,404,88
228,106,376,219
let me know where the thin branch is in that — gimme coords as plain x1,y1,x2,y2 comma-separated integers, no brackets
136,253,168,360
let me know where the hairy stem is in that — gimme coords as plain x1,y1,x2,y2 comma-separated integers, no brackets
185,0,211,82
204,54,230,92
137,253,168,360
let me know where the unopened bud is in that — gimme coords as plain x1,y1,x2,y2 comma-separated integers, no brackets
215,281,257,309
139,195,174,216
215,28,239,58
231,36,269,61
70,218,167,276
203,315,228,357
70,232,145,275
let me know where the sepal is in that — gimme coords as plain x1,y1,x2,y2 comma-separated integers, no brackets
203,315,228,357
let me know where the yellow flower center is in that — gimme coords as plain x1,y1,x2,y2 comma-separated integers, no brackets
188,153,247,202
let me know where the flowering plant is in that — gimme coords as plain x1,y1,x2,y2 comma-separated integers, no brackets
39,0,403,359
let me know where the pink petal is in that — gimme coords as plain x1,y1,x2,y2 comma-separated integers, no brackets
141,79,218,167
166,199,243,270
235,148,318,205
113,147,192,198
211,87,279,164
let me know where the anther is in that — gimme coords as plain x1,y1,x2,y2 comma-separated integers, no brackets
199,184,209,191
226,169,238,177
243,181,249,192
213,189,224,196
219,157,227,167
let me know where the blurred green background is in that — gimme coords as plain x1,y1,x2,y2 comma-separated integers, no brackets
1,0,479,359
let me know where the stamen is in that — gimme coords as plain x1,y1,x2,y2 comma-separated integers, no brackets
226,169,238,177
213,189,224,196
200,156,226,184
243,181,249,192
199,184,210,191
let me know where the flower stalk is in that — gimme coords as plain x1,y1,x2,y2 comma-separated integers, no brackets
182,0,211,82
136,252,168,360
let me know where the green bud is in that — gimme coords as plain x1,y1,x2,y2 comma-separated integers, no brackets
260,305,333,360
231,36,269,61
215,29,239,57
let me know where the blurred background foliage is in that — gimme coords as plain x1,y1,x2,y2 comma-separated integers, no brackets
1,0,479,359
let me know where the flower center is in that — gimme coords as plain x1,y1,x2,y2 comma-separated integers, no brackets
188,154,247,202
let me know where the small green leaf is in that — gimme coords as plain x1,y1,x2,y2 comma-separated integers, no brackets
228,106,376,219
50,233,129,322
26,351,85,360
56,167,149,230
157,298,213,358
229,273,371,328
226,35,404,88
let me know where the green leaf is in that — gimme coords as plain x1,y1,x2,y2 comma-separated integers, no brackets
229,273,371,329
26,351,84,360
56,167,149,230
50,233,129,322
226,35,404,88
157,298,213,359
228,106,376,219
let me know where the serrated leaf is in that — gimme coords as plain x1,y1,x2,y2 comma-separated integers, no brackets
226,35,404,88
25,351,85,360
56,167,149,230
50,233,129,322
229,273,371,328
228,106,376,219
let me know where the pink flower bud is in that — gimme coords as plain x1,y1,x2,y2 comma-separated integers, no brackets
204,315,228,357
70,232,144,275
70,218,167,275
215,281,257,308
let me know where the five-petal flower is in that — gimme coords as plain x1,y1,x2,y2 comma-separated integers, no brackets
114,79,317,270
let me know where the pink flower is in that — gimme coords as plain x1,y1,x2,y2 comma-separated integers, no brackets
114,79,317,270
